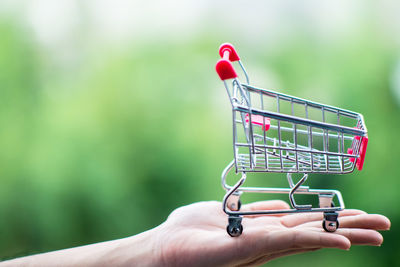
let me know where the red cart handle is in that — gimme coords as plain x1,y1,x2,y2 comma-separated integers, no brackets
347,135,368,171
219,43,240,61
356,136,368,171
216,43,240,80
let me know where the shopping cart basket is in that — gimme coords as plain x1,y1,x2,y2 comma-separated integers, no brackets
215,43,369,237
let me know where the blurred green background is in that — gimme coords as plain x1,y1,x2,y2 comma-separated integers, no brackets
0,1,399,266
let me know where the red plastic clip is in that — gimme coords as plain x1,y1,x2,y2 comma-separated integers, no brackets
216,59,238,80
219,43,240,62
245,114,271,131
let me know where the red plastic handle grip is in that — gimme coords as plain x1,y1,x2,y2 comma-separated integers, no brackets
347,136,368,171
356,136,368,171
219,43,240,62
216,43,240,80
216,59,237,80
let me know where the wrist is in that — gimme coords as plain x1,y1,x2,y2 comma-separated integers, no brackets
1,226,164,267
109,226,164,266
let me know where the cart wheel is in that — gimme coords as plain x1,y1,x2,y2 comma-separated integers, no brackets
227,216,243,237
322,211,339,232
322,219,339,232
227,224,243,237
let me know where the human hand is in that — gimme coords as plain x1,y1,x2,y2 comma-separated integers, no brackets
156,200,390,266
2,200,389,267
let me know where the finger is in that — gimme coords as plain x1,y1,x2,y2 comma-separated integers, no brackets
250,229,351,252
289,230,351,250
281,209,367,227
242,200,290,216
334,228,384,246
301,227,384,246
301,214,391,230
338,214,390,230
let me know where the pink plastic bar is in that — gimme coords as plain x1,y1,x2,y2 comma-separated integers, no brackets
347,135,368,171
245,114,271,131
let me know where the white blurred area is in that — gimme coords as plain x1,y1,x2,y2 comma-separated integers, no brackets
0,0,399,48
1,0,400,105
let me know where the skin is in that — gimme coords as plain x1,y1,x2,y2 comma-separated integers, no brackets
1,200,390,267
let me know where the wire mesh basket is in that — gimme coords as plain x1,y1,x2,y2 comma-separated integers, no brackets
232,84,368,174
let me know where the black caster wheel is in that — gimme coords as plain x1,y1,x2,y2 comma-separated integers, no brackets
227,216,243,237
322,219,339,232
227,224,243,237
322,212,339,232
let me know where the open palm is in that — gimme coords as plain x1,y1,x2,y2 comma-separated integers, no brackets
157,200,390,266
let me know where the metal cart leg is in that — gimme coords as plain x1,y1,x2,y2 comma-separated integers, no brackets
221,160,344,235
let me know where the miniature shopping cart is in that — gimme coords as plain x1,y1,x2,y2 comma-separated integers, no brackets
215,43,369,237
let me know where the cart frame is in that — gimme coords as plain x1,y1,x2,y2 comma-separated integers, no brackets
215,43,368,236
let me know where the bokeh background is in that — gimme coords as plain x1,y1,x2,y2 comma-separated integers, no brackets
0,0,399,266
